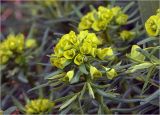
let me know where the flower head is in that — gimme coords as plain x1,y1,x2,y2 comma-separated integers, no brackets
25,98,54,114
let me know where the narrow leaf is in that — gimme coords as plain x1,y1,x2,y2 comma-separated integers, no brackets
27,82,49,92
87,83,95,99
45,69,63,79
59,94,78,110
79,64,88,74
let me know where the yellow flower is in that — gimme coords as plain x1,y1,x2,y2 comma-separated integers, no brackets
115,13,128,25
111,6,121,16
92,20,107,31
120,30,135,41
74,54,84,65
63,70,74,82
106,68,117,80
25,38,37,49
130,45,145,61
98,6,113,21
68,31,77,44
0,55,9,65
54,46,64,58
90,65,102,79
78,12,95,30
80,42,92,54
25,98,54,114
145,15,160,36
156,8,160,16
63,49,75,59
77,30,89,42
50,57,68,69
96,47,114,60
84,33,101,47
90,48,96,57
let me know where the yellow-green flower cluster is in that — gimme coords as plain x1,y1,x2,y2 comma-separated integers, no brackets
0,34,37,65
145,9,160,36
78,6,128,31
0,34,24,65
25,98,54,114
50,30,114,69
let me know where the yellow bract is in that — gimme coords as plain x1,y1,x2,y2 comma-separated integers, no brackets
64,49,76,59
145,15,160,36
74,54,84,65
25,98,54,114
90,65,102,79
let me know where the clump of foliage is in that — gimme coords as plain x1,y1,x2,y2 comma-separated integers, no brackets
1,1,159,114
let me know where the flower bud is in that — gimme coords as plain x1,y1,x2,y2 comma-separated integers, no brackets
25,38,37,49
120,30,135,41
63,70,74,82
90,65,102,79
130,45,145,61
106,68,117,80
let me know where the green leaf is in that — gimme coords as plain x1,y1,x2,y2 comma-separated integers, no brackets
27,82,49,92
54,93,76,102
59,105,72,114
137,37,157,45
98,106,102,114
79,64,88,75
12,97,25,111
87,83,95,99
123,1,135,13
79,83,87,100
70,71,82,84
96,89,142,103
128,62,153,73
90,82,110,89
50,80,62,87
59,94,78,110
136,48,151,61
47,72,66,80
3,106,17,114
45,69,63,79
141,66,156,94
141,90,160,105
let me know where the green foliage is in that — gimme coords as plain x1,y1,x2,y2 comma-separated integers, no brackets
1,1,159,114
